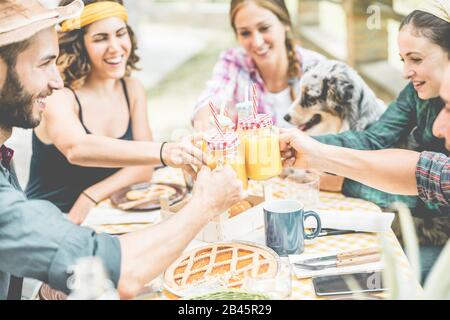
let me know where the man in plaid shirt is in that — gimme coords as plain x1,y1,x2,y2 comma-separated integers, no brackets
416,152,450,207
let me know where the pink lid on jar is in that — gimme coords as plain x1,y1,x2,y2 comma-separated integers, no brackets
205,131,240,151
238,114,273,130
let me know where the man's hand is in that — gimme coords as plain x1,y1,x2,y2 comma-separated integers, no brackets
279,128,323,168
161,133,206,177
191,165,244,219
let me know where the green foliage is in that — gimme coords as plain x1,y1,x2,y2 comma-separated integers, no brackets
379,202,450,299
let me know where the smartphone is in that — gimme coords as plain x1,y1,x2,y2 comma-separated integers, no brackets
312,271,387,296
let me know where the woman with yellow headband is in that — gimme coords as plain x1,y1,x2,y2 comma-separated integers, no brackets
309,0,449,283
25,0,205,226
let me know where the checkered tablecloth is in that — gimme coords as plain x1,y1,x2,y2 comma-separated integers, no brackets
90,167,424,300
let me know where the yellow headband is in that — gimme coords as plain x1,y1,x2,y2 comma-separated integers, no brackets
417,0,450,23
60,1,128,32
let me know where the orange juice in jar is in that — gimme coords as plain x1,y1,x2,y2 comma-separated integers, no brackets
204,131,248,190
240,114,282,181
203,114,240,171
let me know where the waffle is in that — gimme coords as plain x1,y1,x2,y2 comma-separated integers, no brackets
164,242,279,296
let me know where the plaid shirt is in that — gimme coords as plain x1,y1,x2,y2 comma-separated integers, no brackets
192,46,325,123
316,83,448,217
416,151,450,207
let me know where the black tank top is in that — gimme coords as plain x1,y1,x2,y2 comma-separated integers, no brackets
26,79,133,213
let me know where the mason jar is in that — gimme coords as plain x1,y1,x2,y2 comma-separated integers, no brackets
204,131,248,190
239,114,282,181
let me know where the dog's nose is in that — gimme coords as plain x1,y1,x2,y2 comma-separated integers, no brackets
284,114,291,122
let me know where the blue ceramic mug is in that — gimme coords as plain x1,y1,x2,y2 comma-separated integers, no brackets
263,200,322,256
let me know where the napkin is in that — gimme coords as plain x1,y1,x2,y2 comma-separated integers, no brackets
82,207,161,226
288,251,384,279
303,210,395,233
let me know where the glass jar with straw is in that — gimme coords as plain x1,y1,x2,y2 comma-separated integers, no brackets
203,101,248,189
239,84,282,181
204,131,248,190
240,114,282,181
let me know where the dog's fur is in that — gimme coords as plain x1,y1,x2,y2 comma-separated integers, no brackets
284,60,386,134
285,60,450,246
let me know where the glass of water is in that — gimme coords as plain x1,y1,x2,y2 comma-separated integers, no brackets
282,168,320,209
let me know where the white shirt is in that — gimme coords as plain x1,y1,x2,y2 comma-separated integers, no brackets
267,88,295,128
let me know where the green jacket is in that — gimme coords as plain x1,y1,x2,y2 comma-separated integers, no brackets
315,83,447,216
0,158,121,299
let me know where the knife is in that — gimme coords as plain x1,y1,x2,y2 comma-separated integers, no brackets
294,253,381,270
317,229,360,237
295,247,380,265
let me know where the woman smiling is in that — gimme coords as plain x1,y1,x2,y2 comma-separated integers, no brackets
192,0,326,130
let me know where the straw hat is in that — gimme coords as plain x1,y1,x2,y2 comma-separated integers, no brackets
0,0,84,47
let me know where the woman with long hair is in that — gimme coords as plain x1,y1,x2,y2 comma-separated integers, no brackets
192,0,326,130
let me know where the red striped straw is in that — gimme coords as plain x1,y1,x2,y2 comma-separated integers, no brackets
209,101,225,137
252,83,258,118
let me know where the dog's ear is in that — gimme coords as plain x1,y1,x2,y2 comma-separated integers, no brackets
326,77,354,116
328,77,353,103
